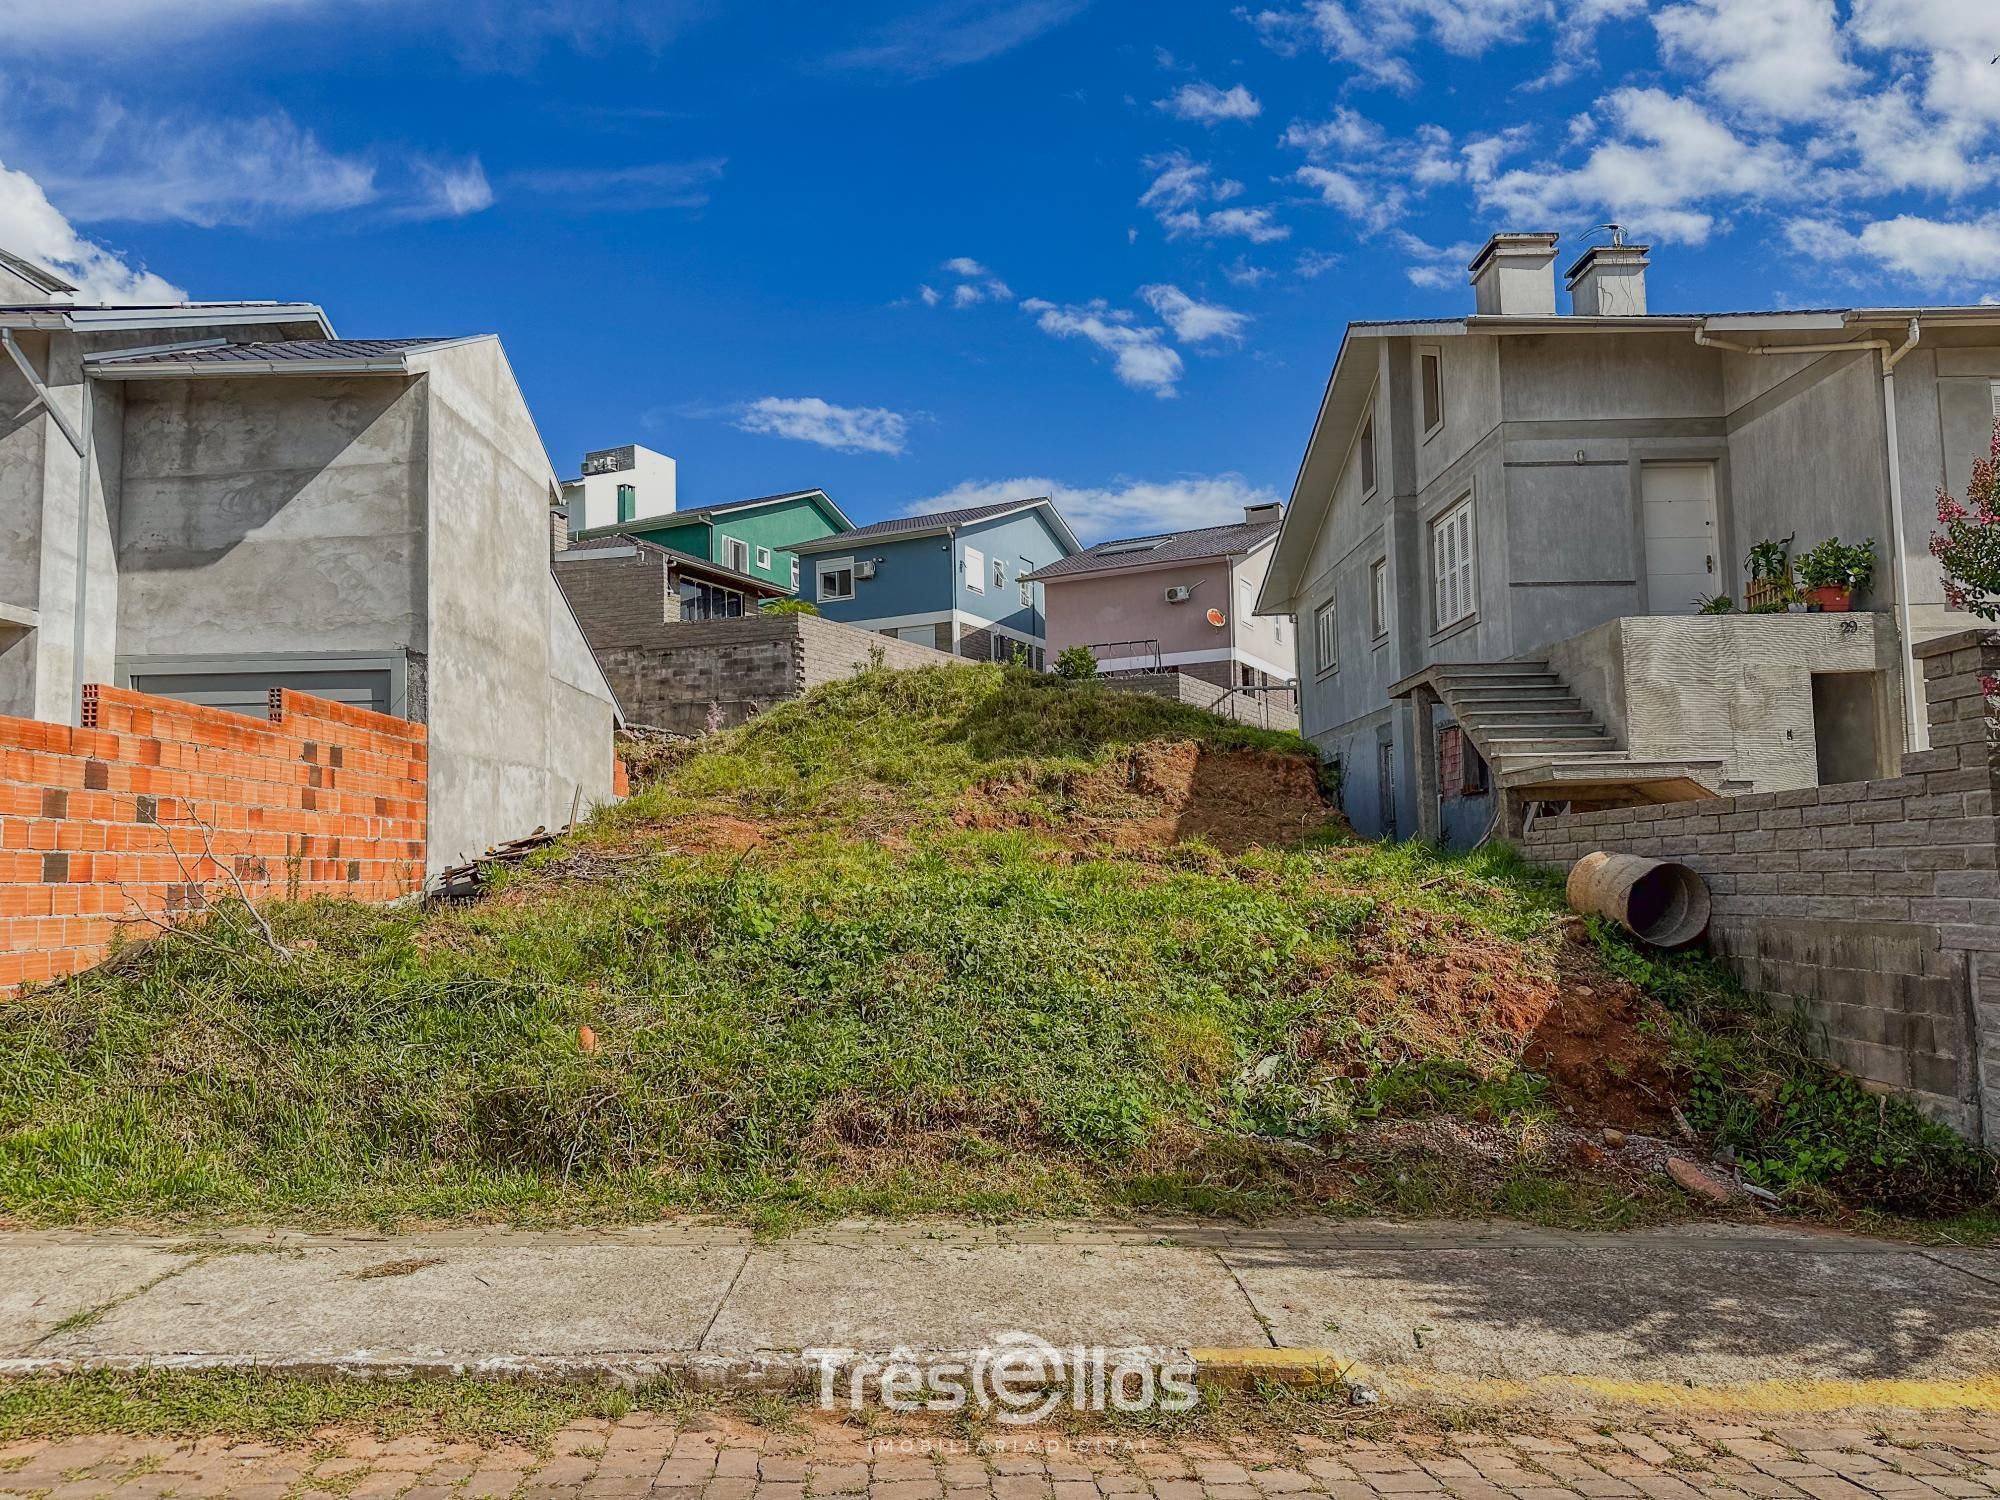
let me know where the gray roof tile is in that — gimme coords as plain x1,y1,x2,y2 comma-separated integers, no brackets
1025,518,1281,581
95,337,450,366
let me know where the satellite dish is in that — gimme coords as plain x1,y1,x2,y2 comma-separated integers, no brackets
1206,607,1227,628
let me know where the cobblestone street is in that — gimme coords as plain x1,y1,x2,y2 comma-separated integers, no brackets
8,1412,2000,1500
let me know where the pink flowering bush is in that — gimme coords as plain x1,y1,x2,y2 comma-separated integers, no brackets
1931,417,2000,625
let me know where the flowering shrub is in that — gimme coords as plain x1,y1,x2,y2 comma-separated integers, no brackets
1930,419,2000,699
1931,418,2000,627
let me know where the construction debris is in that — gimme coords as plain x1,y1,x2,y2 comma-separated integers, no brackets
429,825,568,902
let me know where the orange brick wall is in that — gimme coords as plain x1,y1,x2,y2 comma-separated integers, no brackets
0,684,427,991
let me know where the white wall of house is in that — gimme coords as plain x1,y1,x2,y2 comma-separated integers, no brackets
563,442,676,533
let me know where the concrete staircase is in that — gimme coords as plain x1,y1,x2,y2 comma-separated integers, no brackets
1430,661,1731,796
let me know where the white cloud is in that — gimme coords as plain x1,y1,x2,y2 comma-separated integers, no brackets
0,159,183,301
27,105,377,226
1244,0,1642,89
1294,166,1390,229
937,256,1012,307
1020,298,1183,397
1139,284,1250,343
829,0,1090,77
1223,257,1272,286
1800,213,2000,287
1478,87,1796,243
1394,231,1479,290
1138,151,1287,243
904,472,1281,543
1156,81,1262,124
1655,0,1863,121
1849,0,2000,128
408,157,493,219
1294,248,1340,278
919,284,942,306
736,397,909,456
0,0,711,63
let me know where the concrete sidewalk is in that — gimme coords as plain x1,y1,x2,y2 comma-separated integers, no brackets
5,1219,1999,1414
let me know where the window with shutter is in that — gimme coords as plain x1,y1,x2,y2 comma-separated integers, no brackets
1431,497,1475,629
1313,595,1336,676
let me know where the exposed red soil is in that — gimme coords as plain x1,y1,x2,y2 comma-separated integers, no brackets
1301,910,1679,1131
956,741,1340,853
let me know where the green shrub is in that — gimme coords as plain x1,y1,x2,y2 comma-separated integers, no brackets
1054,646,1099,679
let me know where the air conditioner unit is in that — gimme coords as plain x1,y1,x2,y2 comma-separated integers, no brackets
1163,585,1192,604
854,559,878,580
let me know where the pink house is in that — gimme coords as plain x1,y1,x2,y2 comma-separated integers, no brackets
1025,504,1296,693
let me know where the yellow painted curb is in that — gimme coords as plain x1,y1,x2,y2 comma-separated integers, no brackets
1188,1347,1360,1387
1380,1371,2000,1416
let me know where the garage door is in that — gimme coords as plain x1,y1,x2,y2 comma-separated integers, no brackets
127,667,394,719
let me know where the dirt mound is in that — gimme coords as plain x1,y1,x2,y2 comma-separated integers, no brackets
956,741,1335,853
1524,968,1681,1130
1304,911,1678,1131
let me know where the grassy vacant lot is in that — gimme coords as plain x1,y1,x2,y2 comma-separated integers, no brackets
0,665,1988,1234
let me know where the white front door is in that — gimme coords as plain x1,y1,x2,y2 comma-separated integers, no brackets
1640,462,1718,613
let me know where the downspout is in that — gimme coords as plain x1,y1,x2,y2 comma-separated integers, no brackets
1879,319,1924,752
1692,319,1927,752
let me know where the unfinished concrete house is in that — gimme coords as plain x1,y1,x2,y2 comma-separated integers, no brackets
0,249,617,874
1259,230,2000,845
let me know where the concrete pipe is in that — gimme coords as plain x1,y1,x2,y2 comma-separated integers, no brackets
1566,851,1711,948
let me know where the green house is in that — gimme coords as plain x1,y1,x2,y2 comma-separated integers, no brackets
572,489,852,595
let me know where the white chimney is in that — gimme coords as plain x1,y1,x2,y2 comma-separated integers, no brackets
1565,242,1650,316
1466,232,1559,316
1243,502,1284,525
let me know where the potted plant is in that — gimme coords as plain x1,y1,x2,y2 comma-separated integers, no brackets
1743,537,1793,611
1795,536,1875,611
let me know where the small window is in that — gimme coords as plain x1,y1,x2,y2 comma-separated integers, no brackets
991,634,1012,663
1239,578,1253,621
1370,558,1389,639
1991,378,2000,418
616,484,636,523
721,536,749,572
993,555,1008,590
1419,349,1443,436
790,556,800,589
964,545,986,594
1360,412,1377,495
1430,496,1475,630
1019,575,1034,608
1313,596,1336,677
817,561,856,602
755,545,773,570
1240,665,1257,688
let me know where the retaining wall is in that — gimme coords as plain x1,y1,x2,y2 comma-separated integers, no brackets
595,615,955,733
1520,629,1999,1143
0,684,426,991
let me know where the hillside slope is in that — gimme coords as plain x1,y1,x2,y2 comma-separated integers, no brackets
0,665,1986,1232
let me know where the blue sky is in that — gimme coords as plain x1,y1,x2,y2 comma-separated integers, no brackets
2,0,1996,540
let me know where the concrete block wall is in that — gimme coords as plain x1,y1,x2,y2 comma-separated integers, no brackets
1520,629,1999,1142
596,614,956,733
0,684,426,991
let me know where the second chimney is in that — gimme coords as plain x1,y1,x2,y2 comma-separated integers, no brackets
1565,242,1650,316
1467,232,1559,316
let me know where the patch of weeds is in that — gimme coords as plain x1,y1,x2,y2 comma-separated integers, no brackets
0,1371,648,1448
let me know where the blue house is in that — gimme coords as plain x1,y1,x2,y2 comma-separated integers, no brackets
781,497,1081,665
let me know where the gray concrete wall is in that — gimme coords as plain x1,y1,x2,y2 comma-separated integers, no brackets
413,338,614,871
1521,629,2000,1144
1544,613,1902,790
115,374,429,658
